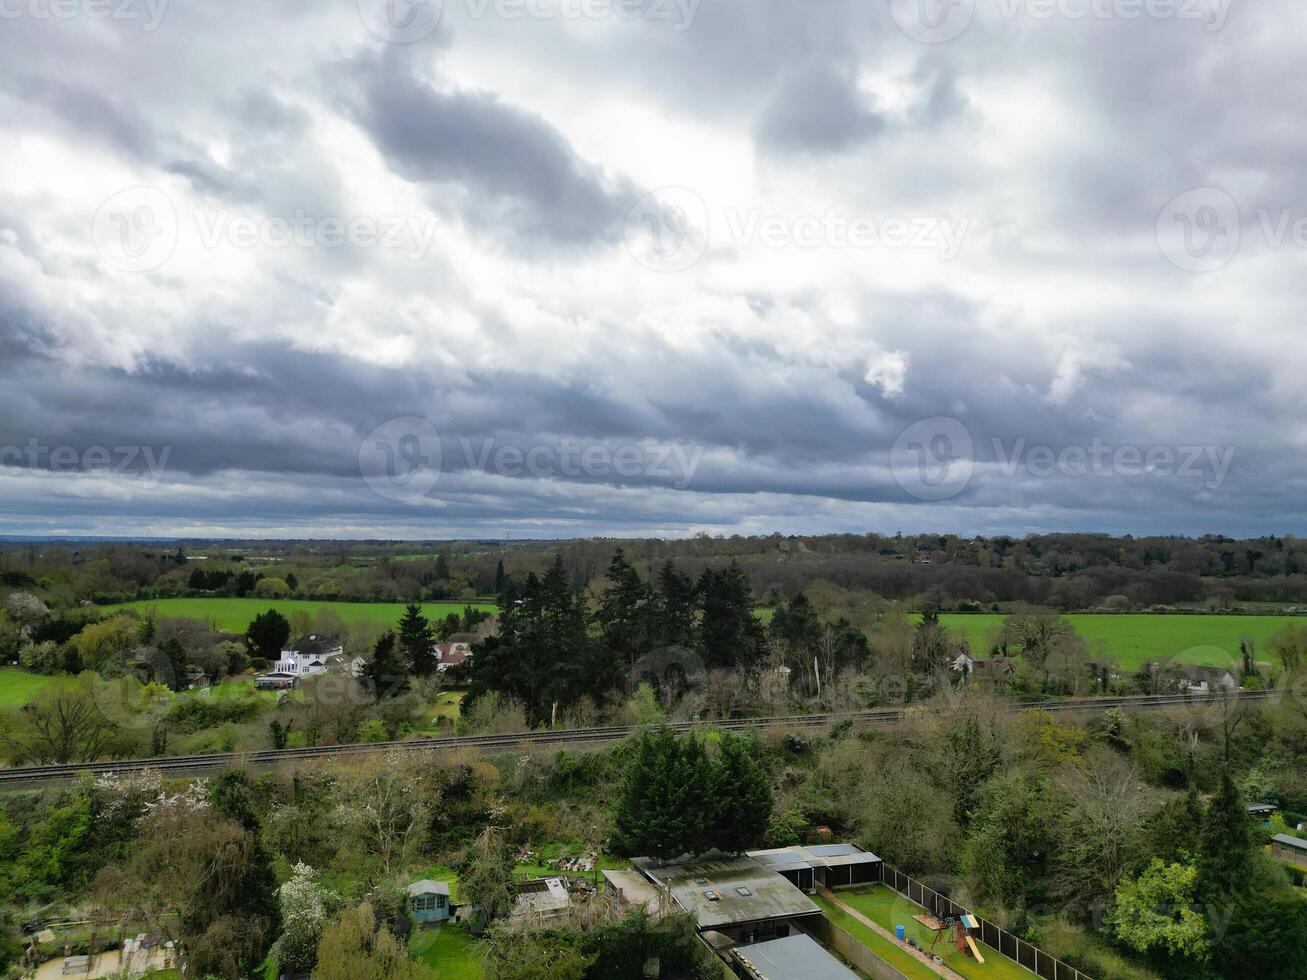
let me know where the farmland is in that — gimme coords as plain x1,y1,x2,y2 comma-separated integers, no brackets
936,613,1301,670
101,597,496,633
0,667,63,707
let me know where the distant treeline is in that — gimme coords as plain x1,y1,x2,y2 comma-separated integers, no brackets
5,531,1307,611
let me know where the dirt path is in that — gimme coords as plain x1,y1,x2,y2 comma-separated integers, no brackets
821,887,968,980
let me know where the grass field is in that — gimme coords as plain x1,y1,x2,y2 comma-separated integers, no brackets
813,895,939,980
409,925,483,979
102,597,495,633
938,613,1300,669
0,667,65,706
836,886,1037,980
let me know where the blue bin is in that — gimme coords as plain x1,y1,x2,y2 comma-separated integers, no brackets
895,925,906,941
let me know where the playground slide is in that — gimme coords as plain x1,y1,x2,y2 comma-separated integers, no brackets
965,936,986,964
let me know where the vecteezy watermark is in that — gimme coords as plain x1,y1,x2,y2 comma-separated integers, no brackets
890,417,1237,501
0,0,170,30
1158,186,1307,272
625,187,971,272
890,0,1232,43
0,440,172,487
91,187,440,273
357,0,699,42
358,418,705,501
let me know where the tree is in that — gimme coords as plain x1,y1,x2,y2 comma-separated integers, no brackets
708,734,772,853
95,793,277,977
482,925,592,980
495,559,507,595
9,681,119,763
461,826,520,933
397,603,435,677
1269,622,1307,673
313,903,432,980
1111,858,1210,963
362,631,407,699
612,727,694,861
1198,768,1252,896
652,561,696,647
596,549,654,665
246,609,291,661
273,863,335,975
695,562,765,670
69,615,137,669
333,756,427,874
770,592,821,652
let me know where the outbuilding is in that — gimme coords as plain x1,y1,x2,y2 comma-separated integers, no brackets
407,880,452,925
1271,833,1307,869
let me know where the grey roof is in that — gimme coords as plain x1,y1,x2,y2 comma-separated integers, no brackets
748,843,881,872
634,856,819,930
734,934,858,980
284,635,343,657
406,879,451,896
1247,803,1277,812
1272,834,1307,850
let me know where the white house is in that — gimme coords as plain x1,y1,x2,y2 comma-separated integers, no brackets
275,635,344,676
435,638,473,672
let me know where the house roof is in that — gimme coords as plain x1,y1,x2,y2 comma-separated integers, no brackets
1247,803,1277,813
406,880,451,897
633,855,819,930
515,877,570,917
284,635,342,657
602,869,663,915
1272,834,1307,851
733,934,858,980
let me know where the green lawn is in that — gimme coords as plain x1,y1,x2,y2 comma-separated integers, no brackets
836,886,1037,980
938,613,1301,670
102,598,494,633
813,895,938,980
409,924,484,979
0,667,65,706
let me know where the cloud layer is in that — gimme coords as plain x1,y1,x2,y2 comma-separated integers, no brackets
1,0,1305,539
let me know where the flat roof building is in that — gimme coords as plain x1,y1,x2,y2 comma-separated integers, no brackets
632,855,821,944
733,933,859,980
747,843,882,892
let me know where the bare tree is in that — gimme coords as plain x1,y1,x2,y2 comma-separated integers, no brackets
10,682,118,763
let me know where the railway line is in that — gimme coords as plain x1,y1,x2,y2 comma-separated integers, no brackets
0,690,1277,787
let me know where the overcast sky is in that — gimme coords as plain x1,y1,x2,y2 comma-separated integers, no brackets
1,0,1304,540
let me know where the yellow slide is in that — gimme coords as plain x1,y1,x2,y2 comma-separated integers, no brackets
965,936,986,964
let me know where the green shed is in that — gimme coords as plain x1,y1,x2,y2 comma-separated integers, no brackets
407,879,453,924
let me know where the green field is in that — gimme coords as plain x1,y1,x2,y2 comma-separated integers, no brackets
409,924,483,979
938,613,1300,670
0,668,64,706
834,886,1037,980
813,895,938,980
102,598,495,633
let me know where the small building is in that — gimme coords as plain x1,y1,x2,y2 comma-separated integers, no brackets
254,672,298,691
733,933,858,980
1183,666,1240,695
632,855,822,945
276,635,344,677
602,869,665,916
747,844,882,892
513,877,571,924
1247,803,1278,820
407,880,453,925
1271,834,1307,870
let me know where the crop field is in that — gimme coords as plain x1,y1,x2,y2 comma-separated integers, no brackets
101,597,495,633
937,613,1301,670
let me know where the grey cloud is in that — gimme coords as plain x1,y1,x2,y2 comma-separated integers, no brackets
755,63,888,154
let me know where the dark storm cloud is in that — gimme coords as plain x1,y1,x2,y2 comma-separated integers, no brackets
342,49,640,248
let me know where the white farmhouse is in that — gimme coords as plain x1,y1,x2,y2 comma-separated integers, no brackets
275,634,344,677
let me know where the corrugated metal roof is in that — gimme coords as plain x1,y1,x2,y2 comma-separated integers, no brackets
1272,833,1307,850
734,934,858,980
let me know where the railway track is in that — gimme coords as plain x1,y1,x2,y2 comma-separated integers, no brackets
0,690,1277,787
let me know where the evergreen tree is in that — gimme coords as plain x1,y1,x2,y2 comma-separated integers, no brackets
709,734,773,854
695,561,765,670
494,559,506,595
653,561,696,647
363,631,407,699
612,728,692,861
597,549,654,666
770,592,821,651
397,603,435,676
246,609,290,661
1198,768,1252,896
461,826,520,934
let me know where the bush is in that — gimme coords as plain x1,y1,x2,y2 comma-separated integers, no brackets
165,697,261,733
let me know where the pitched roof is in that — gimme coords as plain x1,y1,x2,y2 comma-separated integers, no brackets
406,879,451,896
284,635,343,657
1272,834,1307,851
